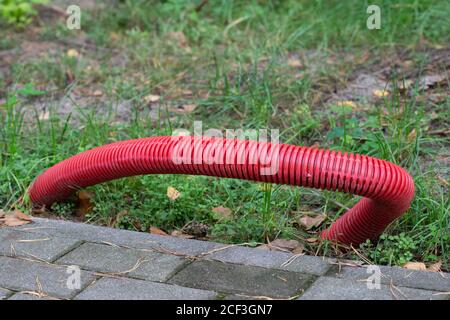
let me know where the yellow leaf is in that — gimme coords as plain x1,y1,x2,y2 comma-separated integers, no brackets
403,262,426,271
336,100,357,108
66,49,79,58
167,186,181,200
372,89,389,97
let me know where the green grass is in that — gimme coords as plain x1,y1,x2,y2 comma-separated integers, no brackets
1,0,448,269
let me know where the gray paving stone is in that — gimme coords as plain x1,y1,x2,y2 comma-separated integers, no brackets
279,254,333,276
169,260,316,298
328,265,450,292
206,246,332,276
206,246,292,269
56,242,187,281
0,287,12,300
299,277,448,300
0,228,81,262
0,256,96,299
17,218,224,256
75,277,217,300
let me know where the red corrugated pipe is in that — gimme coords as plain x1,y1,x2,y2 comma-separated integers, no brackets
29,136,414,245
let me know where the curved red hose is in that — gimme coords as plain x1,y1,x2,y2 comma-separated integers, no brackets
29,136,414,245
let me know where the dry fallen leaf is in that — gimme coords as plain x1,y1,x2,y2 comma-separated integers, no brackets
306,237,318,243
299,214,326,230
92,90,103,97
427,260,442,272
270,239,300,251
66,49,79,58
167,186,181,201
13,209,32,221
149,226,168,236
171,230,195,239
143,94,160,104
0,209,32,227
403,262,427,271
407,128,417,143
212,206,232,220
287,58,302,68
372,89,389,97
75,190,94,219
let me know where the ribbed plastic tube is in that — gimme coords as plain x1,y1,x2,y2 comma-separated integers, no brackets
29,136,414,245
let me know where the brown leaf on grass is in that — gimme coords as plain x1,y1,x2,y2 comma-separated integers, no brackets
149,226,168,236
167,186,181,200
270,239,300,251
268,239,304,254
75,190,94,219
427,260,442,272
299,214,326,230
0,209,32,227
403,262,427,271
256,244,271,251
212,206,232,220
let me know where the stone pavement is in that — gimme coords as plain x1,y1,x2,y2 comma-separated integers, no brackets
0,218,448,300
